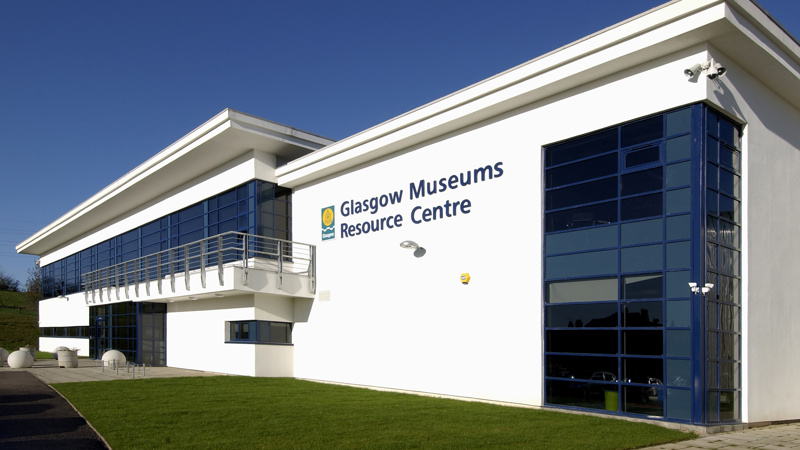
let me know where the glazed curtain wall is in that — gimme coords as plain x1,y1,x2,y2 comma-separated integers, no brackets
542,104,741,424
41,181,291,299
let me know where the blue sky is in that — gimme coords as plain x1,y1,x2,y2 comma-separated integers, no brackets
1,0,798,285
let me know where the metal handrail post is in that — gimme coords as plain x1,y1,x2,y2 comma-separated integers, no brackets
184,244,190,290
124,261,129,299
169,249,176,292
145,257,150,296
217,235,224,286
242,233,249,286
157,256,162,294
200,243,206,288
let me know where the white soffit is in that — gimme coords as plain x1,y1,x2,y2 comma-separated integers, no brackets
277,0,800,189
18,109,334,256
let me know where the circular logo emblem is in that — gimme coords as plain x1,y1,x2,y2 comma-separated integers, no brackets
322,207,334,227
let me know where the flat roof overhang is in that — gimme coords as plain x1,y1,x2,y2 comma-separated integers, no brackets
276,0,800,189
17,109,334,257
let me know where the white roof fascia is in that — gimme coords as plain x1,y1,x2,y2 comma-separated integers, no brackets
276,0,728,187
17,110,234,254
17,109,333,256
722,2,800,84
277,0,800,189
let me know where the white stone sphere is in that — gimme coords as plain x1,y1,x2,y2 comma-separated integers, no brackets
102,349,127,366
0,348,8,365
8,350,34,369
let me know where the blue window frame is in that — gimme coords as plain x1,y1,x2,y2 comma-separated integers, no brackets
543,104,741,424
226,320,292,345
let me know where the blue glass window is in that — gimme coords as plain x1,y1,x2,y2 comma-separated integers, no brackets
40,180,288,299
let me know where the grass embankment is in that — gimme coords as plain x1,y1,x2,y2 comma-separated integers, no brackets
55,377,694,449
0,290,38,350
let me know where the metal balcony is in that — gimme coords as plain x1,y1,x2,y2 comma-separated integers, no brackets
82,232,315,303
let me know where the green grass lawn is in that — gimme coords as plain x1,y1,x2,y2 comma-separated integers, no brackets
54,377,694,449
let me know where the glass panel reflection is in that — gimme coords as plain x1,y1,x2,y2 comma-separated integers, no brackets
622,116,663,147
622,301,663,327
720,391,739,421
546,153,618,188
666,135,691,162
666,161,691,188
546,226,618,255
621,193,662,220
621,219,662,246
667,389,691,420
666,300,691,327
546,177,618,210
666,108,691,136
622,167,662,196
666,188,691,214
624,385,664,417
622,357,663,384
666,214,690,240
666,241,690,269
622,274,663,299
546,201,618,232
666,359,691,387
546,354,617,380
666,330,691,357
546,302,618,327
547,330,618,354
547,278,618,304
546,379,619,412
623,330,663,355
621,245,662,272
546,128,618,167
625,146,660,168
546,250,618,279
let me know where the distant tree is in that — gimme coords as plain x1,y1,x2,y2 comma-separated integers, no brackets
0,266,20,292
25,264,42,307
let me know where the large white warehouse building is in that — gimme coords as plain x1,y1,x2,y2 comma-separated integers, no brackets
17,0,800,428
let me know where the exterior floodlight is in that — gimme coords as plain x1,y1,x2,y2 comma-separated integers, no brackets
400,240,418,249
684,63,702,78
399,240,426,258
685,59,727,81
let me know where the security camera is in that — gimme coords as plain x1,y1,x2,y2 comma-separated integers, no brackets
708,62,726,79
684,63,702,78
685,59,727,80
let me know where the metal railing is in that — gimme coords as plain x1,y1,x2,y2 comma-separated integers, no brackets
82,232,315,302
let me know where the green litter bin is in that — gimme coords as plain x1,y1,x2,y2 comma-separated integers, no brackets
604,390,619,411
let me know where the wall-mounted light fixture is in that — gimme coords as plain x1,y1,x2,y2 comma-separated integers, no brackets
684,59,727,80
689,282,714,294
399,240,426,258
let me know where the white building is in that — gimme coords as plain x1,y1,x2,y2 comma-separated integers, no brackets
17,0,800,427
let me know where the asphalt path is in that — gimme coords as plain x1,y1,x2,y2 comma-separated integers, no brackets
0,370,108,449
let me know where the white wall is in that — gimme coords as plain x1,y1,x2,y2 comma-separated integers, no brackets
707,48,800,423
291,49,710,406
166,294,295,376
39,337,90,356
39,295,89,327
